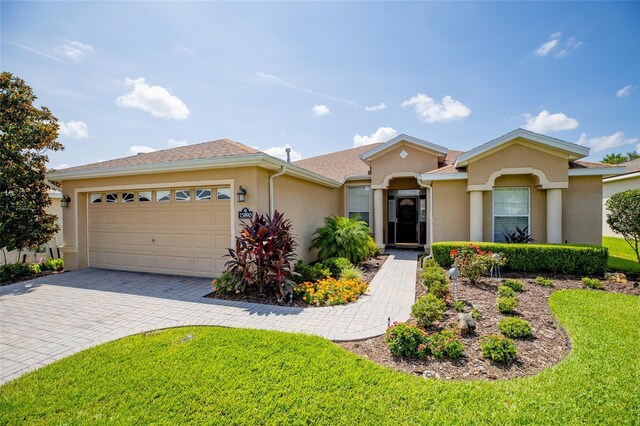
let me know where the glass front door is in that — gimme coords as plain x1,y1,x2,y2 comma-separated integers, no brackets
396,197,418,244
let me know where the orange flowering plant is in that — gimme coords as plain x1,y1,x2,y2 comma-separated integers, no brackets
294,277,369,306
450,243,506,284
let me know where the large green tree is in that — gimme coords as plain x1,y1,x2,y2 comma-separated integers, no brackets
601,153,628,164
606,189,640,263
1,72,63,258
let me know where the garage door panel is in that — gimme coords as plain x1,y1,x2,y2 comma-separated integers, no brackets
174,234,194,248
194,235,212,249
215,235,230,250
104,232,120,245
154,233,173,247
155,211,173,225
194,211,214,225
138,255,154,268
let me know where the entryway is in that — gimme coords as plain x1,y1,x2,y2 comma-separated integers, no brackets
387,189,427,247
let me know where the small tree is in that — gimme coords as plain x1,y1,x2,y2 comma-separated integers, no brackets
606,189,640,262
601,153,628,164
311,215,376,263
0,72,63,260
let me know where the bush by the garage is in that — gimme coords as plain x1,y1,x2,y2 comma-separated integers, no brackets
431,242,608,275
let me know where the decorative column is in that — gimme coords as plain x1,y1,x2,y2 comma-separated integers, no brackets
547,189,562,244
373,189,384,249
469,190,483,242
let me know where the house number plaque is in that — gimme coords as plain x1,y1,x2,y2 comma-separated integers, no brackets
238,207,253,219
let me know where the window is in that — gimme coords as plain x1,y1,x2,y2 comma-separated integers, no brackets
122,192,134,203
175,189,190,202
138,191,152,202
106,193,118,203
156,190,171,202
216,188,231,200
196,189,211,201
347,185,371,226
493,187,530,242
90,193,102,204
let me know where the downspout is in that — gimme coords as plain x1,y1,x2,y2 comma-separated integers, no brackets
417,176,433,257
269,166,287,217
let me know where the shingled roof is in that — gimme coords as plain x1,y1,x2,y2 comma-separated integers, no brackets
293,144,382,182
58,139,260,173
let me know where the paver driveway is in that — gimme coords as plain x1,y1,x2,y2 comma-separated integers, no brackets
0,250,417,383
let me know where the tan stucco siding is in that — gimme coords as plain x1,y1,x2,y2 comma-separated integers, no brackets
563,176,602,245
273,174,340,263
432,180,469,242
482,175,547,242
602,175,640,237
371,143,438,186
59,167,262,272
467,140,568,186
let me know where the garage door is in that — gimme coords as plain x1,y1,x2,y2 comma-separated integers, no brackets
87,187,231,277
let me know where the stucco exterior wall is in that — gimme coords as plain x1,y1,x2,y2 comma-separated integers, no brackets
563,176,602,245
467,140,568,186
432,180,469,242
602,173,640,237
273,174,340,262
371,143,439,186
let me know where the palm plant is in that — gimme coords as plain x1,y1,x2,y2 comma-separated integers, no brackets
311,215,376,264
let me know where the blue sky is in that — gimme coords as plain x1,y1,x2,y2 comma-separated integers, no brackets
2,1,639,169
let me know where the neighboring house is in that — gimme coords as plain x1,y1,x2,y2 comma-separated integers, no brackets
602,158,640,237
47,128,623,278
1,190,63,265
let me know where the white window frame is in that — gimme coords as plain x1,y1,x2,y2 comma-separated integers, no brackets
121,192,135,203
492,187,530,242
106,193,118,203
196,188,212,201
175,189,191,202
346,185,372,227
216,188,231,200
156,190,171,202
90,193,103,204
138,191,152,203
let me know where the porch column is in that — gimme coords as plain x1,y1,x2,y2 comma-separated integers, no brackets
373,189,384,248
469,190,483,242
547,188,562,244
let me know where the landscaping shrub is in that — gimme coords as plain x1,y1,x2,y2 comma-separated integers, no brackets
311,215,377,264
534,276,553,287
427,279,450,300
497,296,519,313
385,322,427,358
422,257,439,270
421,267,447,284
421,264,450,299
225,210,297,298
481,334,518,363
454,300,465,312
581,277,604,290
211,271,241,293
293,261,330,284
427,330,465,360
322,257,353,278
0,262,34,284
411,294,446,327
294,277,368,306
30,263,41,274
432,242,608,275
471,308,482,320
44,258,64,271
503,279,524,292
339,265,364,281
450,244,505,285
498,317,533,338
497,285,516,298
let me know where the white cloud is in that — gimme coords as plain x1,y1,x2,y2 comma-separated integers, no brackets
167,139,188,148
365,103,387,112
554,37,584,58
522,110,579,132
353,127,398,147
117,77,190,120
129,145,157,155
59,120,89,139
312,104,330,116
577,132,639,152
402,93,470,123
616,84,636,98
263,145,302,162
53,163,69,170
58,40,93,61
534,32,561,56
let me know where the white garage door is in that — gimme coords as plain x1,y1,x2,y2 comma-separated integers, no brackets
87,187,231,277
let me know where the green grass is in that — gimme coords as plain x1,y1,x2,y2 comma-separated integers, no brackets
1,291,639,425
603,236,640,273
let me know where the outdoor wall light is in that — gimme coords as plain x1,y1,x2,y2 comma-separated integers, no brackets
236,186,247,203
61,195,71,208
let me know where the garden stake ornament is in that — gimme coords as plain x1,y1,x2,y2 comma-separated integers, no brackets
490,253,502,279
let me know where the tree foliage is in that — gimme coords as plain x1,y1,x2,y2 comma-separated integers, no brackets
0,72,63,253
601,152,639,164
606,189,640,262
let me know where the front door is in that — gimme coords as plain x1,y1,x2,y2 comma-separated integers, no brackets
396,197,418,244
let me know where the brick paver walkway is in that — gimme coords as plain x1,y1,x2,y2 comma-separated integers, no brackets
0,250,417,383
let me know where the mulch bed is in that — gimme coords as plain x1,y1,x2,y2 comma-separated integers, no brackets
339,259,639,381
205,255,388,307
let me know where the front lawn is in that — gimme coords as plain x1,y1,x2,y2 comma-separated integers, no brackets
603,236,640,273
1,291,638,425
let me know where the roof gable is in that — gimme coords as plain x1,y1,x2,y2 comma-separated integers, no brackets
293,143,380,182
455,129,589,166
360,134,448,162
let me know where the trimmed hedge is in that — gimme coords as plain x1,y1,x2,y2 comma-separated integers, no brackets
432,242,608,275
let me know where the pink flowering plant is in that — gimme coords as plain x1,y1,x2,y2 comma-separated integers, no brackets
427,330,465,359
450,243,506,285
385,322,427,358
